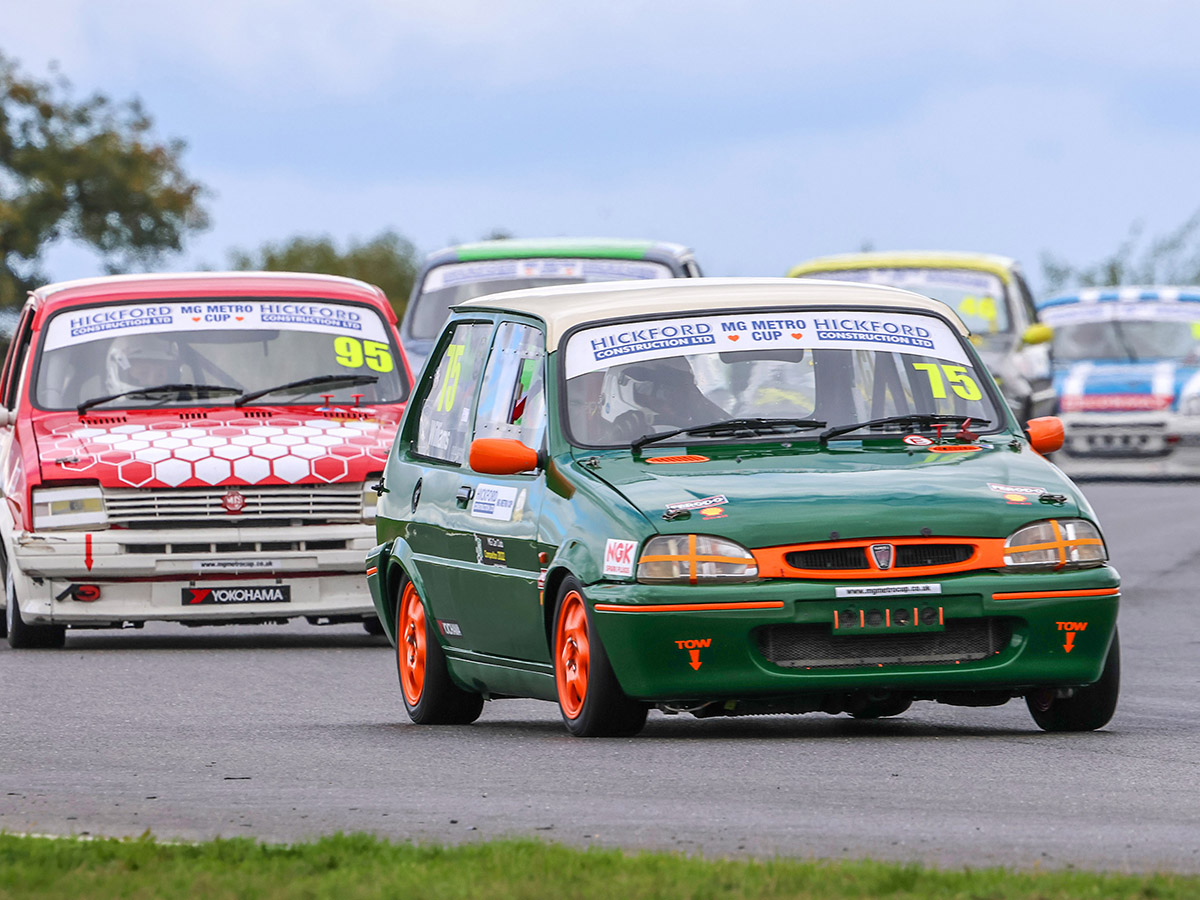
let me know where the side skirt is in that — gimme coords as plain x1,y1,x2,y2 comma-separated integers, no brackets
444,649,557,702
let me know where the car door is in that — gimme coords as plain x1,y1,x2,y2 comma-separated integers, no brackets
401,318,496,642
450,319,549,662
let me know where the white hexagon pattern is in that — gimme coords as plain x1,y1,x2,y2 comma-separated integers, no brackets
37,416,394,488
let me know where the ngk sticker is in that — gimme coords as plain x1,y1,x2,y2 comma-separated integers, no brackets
603,539,637,577
182,586,291,605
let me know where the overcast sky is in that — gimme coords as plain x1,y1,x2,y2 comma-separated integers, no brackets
8,1,1200,295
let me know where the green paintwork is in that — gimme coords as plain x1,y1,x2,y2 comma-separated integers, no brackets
370,305,1119,714
453,238,655,261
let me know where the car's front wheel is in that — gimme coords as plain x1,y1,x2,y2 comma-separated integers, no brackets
395,579,483,725
4,555,66,650
553,577,647,737
1026,630,1120,732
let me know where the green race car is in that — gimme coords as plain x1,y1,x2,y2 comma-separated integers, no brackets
367,278,1120,737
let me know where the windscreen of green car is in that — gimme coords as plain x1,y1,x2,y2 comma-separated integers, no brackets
409,258,674,340
563,308,1002,447
797,268,1011,338
36,299,409,410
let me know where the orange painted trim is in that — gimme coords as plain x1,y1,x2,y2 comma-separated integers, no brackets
992,588,1120,600
366,566,378,576
593,601,786,613
645,454,710,464
753,536,1007,580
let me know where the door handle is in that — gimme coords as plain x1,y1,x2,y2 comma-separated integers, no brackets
455,484,474,508
410,477,422,514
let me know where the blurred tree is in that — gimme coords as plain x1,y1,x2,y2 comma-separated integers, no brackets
0,52,208,307
228,231,419,316
1041,209,1200,294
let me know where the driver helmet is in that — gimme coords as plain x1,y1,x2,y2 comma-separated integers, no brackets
599,357,700,427
105,334,180,393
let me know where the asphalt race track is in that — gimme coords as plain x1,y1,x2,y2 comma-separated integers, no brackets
2,482,1198,873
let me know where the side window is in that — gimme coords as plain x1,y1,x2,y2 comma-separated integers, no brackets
413,321,493,464
473,322,547,453
2,307,36,411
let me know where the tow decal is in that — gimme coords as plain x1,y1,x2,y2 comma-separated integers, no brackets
675,638,711,670
1057,621,1088,653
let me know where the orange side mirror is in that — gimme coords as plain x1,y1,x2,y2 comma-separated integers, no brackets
469,438,540,475
1025,416,1064,455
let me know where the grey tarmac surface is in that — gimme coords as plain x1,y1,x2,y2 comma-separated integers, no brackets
2,482,1198,873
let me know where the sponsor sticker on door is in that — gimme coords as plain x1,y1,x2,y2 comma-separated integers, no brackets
470,483,519,521
603,539,638,577
182,585,292,605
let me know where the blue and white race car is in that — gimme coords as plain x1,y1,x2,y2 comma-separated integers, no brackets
1037,287,1200,477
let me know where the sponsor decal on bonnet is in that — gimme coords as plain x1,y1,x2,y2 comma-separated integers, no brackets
665,494,728,513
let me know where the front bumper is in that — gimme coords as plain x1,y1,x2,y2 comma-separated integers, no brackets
1057,412,1200,478
587,568,1119,702
9,524,377,626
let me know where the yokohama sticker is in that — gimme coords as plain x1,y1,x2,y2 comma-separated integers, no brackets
182,586,291,605
603,539,638,577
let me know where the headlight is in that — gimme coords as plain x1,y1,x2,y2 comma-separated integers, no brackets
1004,518,1107,569
361,478,380,523
637,534,759,584
32,485,107,531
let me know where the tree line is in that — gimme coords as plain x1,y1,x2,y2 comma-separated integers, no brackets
4,50,1200,318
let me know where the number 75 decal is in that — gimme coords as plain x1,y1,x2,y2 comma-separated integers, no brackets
334,336,394,372
911,363,982,401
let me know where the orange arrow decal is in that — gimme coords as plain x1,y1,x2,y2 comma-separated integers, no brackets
84,533,93,571
688,648,702,670
1063,631,1076,653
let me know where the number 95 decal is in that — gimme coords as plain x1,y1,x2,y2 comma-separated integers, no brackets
334,336,394,372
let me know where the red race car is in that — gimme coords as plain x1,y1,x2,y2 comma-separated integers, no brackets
0,272,411,647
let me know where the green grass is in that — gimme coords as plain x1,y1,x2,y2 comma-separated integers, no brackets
0,832,1195,899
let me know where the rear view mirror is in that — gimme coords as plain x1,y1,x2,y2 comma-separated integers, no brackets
1025,416,1064,454
469,438,540,475
1022,323,1054,345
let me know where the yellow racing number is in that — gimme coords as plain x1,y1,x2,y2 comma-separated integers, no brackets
958,295,998,332
334,337,394,373
911,363,982,401
435,344,465,412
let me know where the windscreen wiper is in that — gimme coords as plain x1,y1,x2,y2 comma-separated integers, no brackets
819,414,990,446
234,374,378,407
77,383,243,414
631,417,827,451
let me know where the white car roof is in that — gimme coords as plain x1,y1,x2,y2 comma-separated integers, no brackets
456,277,970,349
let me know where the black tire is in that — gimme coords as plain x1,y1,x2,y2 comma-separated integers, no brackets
1026,630,1120,732
362,615,386,636
394,579,483,725
849,694,913,719
5,563,66,649
552,577,647,737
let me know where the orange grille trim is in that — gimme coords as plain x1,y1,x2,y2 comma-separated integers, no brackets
753,537,1007,580
645,455,710,464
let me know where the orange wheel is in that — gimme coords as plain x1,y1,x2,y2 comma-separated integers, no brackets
554,589,590,719
397,581,426,706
